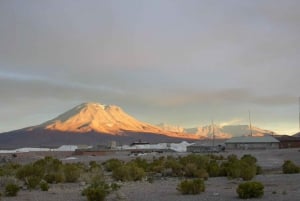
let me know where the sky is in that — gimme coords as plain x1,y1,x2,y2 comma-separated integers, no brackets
0,0,300,134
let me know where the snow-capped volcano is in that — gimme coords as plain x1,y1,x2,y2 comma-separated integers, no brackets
0,102,201,148
32,102,164,134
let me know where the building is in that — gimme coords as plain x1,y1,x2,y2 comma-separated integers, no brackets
187,142,225,153
275,136,300,149
225,136,279,150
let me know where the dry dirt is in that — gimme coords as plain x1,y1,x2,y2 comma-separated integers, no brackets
1,148,300,201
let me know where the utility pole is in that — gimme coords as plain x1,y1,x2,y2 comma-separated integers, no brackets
248,111,253,136
299,96,300,132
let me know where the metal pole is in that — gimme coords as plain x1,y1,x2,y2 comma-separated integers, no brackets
249,111,253,136
212,120,215,147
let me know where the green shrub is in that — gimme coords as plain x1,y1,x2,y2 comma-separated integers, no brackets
16,164,44,189
165,158,183,176
103,159,123,172
184,163,198,177
220,155,258,180
26,176,41,189
110,183,121,191
149,157,165,173
177,179,205,195
44,172,65,183
240,161,256,181
180,154,209,170
282,160,300,174
195,168,209,180
241,155,257,165
40,181,49,191
5,183,20,197
236,181,264,199
64,163,81,183
0,163,21,177
128,157,149,171
80,166,104,185
82,182,110,201
16,164,44,181
206,160,220,177
112,164,145,181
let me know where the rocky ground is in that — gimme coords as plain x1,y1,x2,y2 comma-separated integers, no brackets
1,148,300,201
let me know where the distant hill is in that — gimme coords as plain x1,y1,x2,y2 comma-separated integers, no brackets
293,132,300,137
157,123,275,138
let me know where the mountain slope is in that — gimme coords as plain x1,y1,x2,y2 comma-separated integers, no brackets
31,102,163,134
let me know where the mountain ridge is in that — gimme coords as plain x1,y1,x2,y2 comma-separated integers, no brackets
157,123,276,138
0,102,280,148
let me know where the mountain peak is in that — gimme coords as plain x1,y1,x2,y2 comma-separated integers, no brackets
30,102,168,135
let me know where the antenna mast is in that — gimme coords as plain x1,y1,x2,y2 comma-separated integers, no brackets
212,120,215,146
248,111,253,136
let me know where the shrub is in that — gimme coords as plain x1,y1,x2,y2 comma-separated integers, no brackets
241,155,257,165
64,164,81,183
82,182,110,201
112,164,145,182
40,181,49,191
44,172,65,183
206,160,220,177
236,181,264,199
103,159,123,172
5,183,20,197
282,160,300,174
164,158,183,176
80,166,104,185
110,183,121,191
177,179,205,195
195,168,209,180
184,163,198,177
149,157,165,173
220,155,258,180
16,164,44,189
0,163,21,177
26,176,41,189
240,161,256,181
128,157,149,171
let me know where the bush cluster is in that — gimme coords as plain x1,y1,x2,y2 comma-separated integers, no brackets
236,181,264,199
220,154,259,180
177,179,205,195
112,164,145,181
5,183,20,197
282,160,300,174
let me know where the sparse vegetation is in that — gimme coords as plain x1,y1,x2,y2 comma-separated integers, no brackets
40,180,49,191
82,181,110,201
282,160,300,174
64,163,81,183
177,179,205,195
236,181,264,199
112,163,145,181
5,183,20,197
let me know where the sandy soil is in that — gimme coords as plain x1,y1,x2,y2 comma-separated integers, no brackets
1,148,300,201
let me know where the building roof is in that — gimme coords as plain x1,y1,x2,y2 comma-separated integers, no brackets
225,136,279,144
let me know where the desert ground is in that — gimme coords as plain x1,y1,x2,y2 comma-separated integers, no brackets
1,148,300,201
